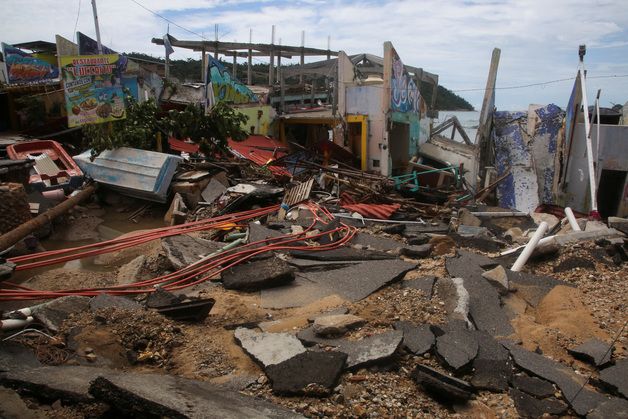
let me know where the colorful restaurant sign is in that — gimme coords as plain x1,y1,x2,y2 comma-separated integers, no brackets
60,54,126,127
1,42,59,84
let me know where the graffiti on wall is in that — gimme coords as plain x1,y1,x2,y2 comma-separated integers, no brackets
390,49,420,114
206,56,257,105
1,43,59,84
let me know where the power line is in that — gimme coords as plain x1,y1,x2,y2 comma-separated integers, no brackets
128,0,207,40
451,74,628,93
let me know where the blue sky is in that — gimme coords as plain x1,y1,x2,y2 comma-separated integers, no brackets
2,0,627,110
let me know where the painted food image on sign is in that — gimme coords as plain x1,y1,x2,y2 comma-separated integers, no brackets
1,43,59,84
390,48,420,114
206,56,257,105
61,54,126,127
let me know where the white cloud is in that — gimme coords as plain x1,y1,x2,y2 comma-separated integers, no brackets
1,0,627,109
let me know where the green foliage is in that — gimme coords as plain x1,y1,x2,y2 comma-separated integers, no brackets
15,95,46,127
83,92,159,159
83,91,248,159
420,82,474,111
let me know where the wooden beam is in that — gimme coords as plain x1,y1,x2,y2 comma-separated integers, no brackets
476,47,501,189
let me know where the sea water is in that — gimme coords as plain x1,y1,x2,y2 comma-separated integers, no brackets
433,110,480,144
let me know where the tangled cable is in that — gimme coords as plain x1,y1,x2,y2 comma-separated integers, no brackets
1,202,357,301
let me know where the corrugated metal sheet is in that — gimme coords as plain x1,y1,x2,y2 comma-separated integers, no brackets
341,203,401,219
227,135,291,177
283,178,314,207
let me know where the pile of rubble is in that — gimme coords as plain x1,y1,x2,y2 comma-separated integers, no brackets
0,147,627,419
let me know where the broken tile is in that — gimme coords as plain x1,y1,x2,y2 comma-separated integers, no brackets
393,321,434,355
568,338,614,367
222,256,295,291
313,314,365,336
201,177,227,203
234,328,306,368
599,359,628,399
435,328,478,371
411,364,473,402
265,351,347,396
509,388,567,418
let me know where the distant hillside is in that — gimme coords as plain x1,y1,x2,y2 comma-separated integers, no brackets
127,52,474,111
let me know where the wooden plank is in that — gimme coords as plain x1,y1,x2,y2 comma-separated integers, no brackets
476,48,501,189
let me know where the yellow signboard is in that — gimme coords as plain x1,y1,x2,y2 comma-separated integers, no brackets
61,54,126,127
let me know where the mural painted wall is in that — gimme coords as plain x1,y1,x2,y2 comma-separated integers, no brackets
206,56,257,105
1,43,59,84
390,48,421,114
236,105,274,136
61,54,126,127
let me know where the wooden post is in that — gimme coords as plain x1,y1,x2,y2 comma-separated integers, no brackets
0,184,97,252
247,29,253,85
476,48,501,189
310,78,316,108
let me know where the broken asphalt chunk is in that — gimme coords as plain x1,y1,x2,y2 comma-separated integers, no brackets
89,371,302,418
401,275,436,298
31,296,91,332
599,359,628,399
586,397,628,419
400,244,433,259
411,364,473,403
351,232,404,252
222,256,295,291
503,342,607,416
90,294,142,312
0,366,103,403
297,328,403,369
393,321,434,355
289,247,395,261
312,314,366,336
471,331,511,391
435,328,479,371
265,351,347,396
509,388,567,418
0,342,41,372
145,288,181,308
234,328,306,368
511,374,555,398
298,259,416,302
446,251,514,336
161,234,223,270
505,270,574,307
568,338,614,367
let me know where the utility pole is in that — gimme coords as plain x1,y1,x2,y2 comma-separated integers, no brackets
247,28,253,85
91,0,103,54
268,25,275,85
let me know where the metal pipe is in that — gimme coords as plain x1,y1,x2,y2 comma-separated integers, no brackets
91,0,103,54
565,207,581,231
511,222,548,272
471,211,528,217
1,316,34,331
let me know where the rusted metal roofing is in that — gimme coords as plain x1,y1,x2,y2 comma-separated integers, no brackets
227,135,291,177
341,203,401,220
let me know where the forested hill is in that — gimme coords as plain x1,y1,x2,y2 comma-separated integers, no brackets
127,52,474,111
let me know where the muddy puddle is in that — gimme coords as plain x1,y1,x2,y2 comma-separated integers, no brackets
10,203,167,286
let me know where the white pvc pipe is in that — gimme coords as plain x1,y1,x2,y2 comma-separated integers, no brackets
565,207,581,231
511,222,548,272
1,316,34,331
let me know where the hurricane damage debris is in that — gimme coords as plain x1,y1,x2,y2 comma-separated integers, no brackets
0,39,626,419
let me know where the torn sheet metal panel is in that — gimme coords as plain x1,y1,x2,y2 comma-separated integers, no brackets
227,135,291,177
493,111,539,213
